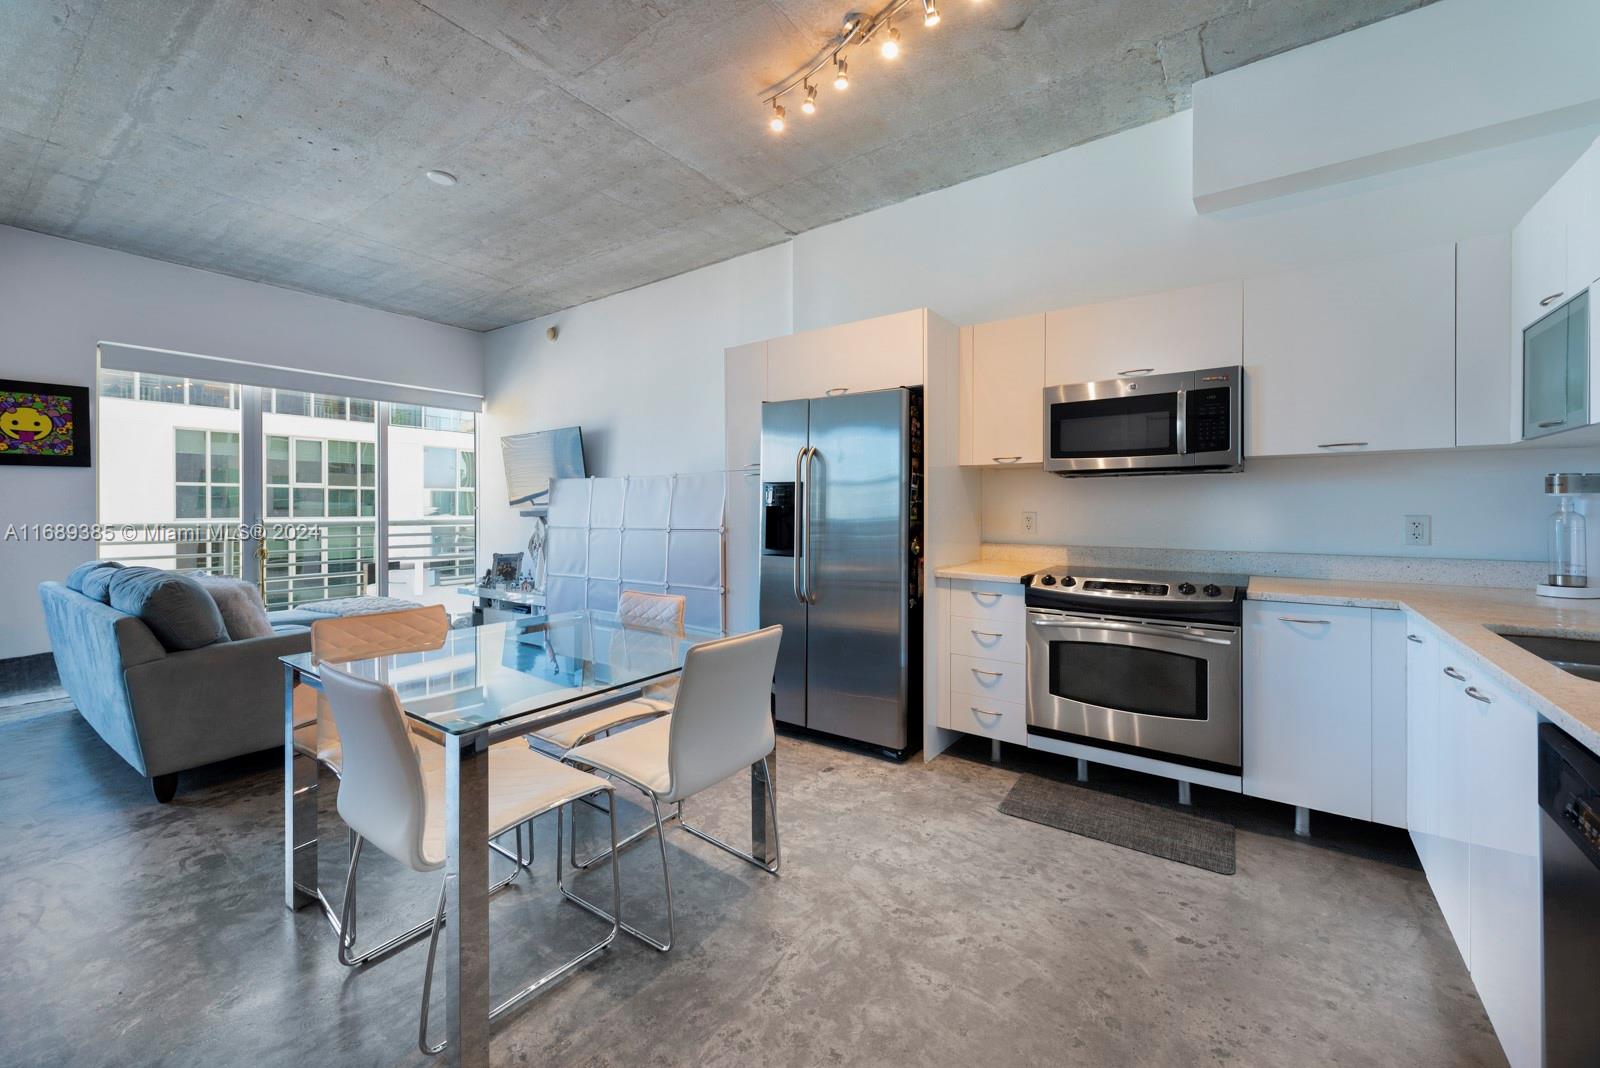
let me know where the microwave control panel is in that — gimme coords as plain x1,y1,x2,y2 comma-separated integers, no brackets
1186,387,1232,454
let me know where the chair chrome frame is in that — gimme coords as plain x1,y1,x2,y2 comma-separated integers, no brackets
556,758,779,953
418,788,621,1056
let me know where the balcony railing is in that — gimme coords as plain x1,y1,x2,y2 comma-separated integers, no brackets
101,518,475,611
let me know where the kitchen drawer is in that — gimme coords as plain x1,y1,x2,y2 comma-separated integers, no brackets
949,694,1027,744
950,653,1026,705
947,580,1024,623
947,613,1024,664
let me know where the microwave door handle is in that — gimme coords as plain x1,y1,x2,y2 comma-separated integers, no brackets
1175,386,1188,462
793,447,806,604
1030,616,1235,646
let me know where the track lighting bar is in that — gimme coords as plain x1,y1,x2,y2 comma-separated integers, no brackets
759,0,958,133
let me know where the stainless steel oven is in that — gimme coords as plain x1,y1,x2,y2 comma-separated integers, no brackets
1043,366,1242,476
1024,568,1244,772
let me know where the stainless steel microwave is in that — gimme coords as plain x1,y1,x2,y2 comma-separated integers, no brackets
1043,366,1243,476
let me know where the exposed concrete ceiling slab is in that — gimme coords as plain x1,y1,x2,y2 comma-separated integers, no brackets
0,0,1434,330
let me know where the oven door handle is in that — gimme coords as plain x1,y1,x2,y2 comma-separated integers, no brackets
1029,616,1236,647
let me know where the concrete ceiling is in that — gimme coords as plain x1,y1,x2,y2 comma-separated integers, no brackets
0,0,1434,331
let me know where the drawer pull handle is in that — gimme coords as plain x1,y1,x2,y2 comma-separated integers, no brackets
970,668,1004,679
1119,368,1154,376
1278,617,1331,625
1443,666,1467,681
970,630,1003,640
1464,686,1493,704
1537,419,1566,429
993,456,1022,464
825,387,849,396
1540,291,1566,308
971,591,1002,604
1406,634,1423,643
1316,441,1369,449
970,706,1003,718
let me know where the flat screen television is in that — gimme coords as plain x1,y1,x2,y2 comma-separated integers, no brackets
501,425,586,506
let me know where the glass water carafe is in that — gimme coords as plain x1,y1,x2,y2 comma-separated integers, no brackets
1549,497,1588,587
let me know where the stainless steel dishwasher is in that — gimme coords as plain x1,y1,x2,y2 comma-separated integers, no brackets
1539,722,1600,1067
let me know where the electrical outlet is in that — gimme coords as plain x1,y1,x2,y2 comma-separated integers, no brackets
1022,511,1038,535
1404,514,1431,546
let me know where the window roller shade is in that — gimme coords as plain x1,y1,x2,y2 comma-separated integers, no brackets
97,342,482,413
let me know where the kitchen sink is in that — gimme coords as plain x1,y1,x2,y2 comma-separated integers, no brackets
1501,633,1600,683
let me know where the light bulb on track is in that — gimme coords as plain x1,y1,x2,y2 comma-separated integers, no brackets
833,55,849,90
768,101,786,132
923,1,940,26
801,83,817,114
880,22,901,58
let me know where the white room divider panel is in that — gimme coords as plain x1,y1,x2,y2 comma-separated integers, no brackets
545,473,726,631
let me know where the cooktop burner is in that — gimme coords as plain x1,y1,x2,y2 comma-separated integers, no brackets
1022,566,1248,623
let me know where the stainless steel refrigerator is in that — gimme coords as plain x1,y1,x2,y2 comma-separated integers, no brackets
759,387,922,758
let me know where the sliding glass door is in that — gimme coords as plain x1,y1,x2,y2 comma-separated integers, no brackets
96,369,476,614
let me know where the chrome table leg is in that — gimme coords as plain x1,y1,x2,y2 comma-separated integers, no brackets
285,663,320,912
443,729,491,1068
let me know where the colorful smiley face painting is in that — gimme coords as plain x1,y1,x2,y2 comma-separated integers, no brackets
0,380,91,467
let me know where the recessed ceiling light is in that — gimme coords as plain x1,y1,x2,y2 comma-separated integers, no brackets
425,170,458,187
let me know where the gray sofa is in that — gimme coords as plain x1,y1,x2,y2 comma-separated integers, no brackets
40,566,312,802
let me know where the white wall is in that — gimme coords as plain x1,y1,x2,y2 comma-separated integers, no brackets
0,225,483,658
477,242,792,565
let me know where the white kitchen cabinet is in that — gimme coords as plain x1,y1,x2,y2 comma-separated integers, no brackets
722,342,767,635
1457,668,1542,1068
961,313,1045,466
1404,618,1440,876
1567,142,1599,298
937,577,1027,746
1244,243,1456,457
1369,609,1408,829
1512,164,1576,332
1455,234,1517,447
1243,602,1374,821
1044,280,1241,386
766,308,924,402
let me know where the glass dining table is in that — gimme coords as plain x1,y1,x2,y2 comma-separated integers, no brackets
280,610,775,1068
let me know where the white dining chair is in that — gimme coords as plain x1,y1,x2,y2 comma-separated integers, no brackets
529,590,687,754
319,664,622,1055
559,625,782,952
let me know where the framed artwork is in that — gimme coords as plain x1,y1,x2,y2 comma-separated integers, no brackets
0,379,92,468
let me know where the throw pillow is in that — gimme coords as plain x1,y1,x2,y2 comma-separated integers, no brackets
81,565,122,603
65,559,122,592
190,573,275,640
107,567,230,652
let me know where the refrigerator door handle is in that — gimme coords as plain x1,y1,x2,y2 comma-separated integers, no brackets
793,446,807,604
803,446,818,604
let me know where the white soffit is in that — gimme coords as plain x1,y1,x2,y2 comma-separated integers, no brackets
1192,0,1600,213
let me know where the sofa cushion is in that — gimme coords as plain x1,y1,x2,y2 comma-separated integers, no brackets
190,573,276,640
65,559,122,593
107,567,230,652
81,565,122,603
298,595,422,617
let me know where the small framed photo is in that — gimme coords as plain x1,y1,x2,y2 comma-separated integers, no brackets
0,379,92,468
491,552,523,584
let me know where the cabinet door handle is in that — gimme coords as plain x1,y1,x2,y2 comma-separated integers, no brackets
1540,291,1566,308
971,591,1002,604
1278,616,1331,625
993,456,1021,464
1119,367,1154,377
1537,419,1567,429
1443,666,1467,681
1316,441,1369,449
970,668,1004,679
825,387,849,396
1464,686,1493,704
970,706,1003,718
1406,633,1424,643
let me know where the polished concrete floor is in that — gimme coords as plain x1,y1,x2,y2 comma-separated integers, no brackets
0,709,1505,1068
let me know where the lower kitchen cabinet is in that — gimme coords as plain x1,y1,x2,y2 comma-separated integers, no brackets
936,577,1028,746
1407,620,1543,1068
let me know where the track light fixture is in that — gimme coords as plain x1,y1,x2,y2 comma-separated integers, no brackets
760,0,963,133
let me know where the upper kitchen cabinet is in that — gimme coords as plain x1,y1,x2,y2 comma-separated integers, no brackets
766,308,924,402
1456,234,1516,447
960,313,1045,467
1512,171,1572,332
1044,281,1242,386
1244,243,1456,457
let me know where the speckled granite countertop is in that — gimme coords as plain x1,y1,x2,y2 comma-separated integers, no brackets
933,561,1036,583
1250,578,1600,754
